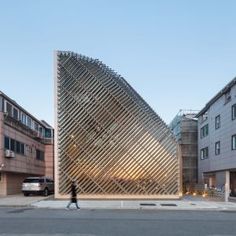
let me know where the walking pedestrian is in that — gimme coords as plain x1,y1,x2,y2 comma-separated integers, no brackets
66,180,80,210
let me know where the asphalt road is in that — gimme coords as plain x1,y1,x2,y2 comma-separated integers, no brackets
0,207,236,236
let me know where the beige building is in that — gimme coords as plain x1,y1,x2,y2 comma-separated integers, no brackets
54,51,181,199
0,91,54,195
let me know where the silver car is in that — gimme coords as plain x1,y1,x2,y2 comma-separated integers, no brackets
22,177,54,196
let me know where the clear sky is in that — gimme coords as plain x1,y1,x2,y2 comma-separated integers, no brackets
0,0,236,126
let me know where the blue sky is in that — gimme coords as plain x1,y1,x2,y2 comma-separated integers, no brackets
0,0,236,126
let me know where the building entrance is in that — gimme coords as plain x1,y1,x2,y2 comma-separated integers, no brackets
230,172,236,197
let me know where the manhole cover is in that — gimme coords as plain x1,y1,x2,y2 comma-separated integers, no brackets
160,204,177,207
140,203,156,206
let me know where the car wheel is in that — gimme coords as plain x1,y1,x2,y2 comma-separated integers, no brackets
43,188,49,196
24,193,29,196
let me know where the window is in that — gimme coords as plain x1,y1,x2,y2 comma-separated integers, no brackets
46,178,52,183
232,104,236,120
45,128,52,138
225,90,231,104
23,178,44,183
200,124,209,138
21,113,27,125
13,107,18,120
34,122,39,131
232,135,236,150
10,139,15,151
20,143,25,155
200,112,208,123
215,115,220,129
28,146,33,154
0,96,2,112
6,102,12,116
4,136,10,149
15,141,24,155
215,141,220,155
26,116,32,128
5,136,25,155
36,149,44,161
16,141,21,153
200,147,209,160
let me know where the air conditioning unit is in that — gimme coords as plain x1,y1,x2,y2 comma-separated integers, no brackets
10,151,15,158
5,149,15,158
5,149,11,157
36,132,42,138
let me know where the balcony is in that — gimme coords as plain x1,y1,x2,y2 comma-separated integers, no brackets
3,113,53,145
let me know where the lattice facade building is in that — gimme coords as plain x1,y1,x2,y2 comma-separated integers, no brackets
54,51,181,199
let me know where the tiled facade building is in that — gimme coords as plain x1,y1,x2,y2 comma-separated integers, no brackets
197,78,236,197
54,51,181,199
0,91,54,195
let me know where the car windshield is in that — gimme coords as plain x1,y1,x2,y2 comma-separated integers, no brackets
23,178,44,183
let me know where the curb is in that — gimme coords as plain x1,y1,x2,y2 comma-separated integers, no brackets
30,204,236,211
0,204,31,208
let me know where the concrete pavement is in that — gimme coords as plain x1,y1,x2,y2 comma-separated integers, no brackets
0,194,48,207
1,194,236,211
32,198,236,211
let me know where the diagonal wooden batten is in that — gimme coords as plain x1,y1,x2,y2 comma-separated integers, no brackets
55,51,181,199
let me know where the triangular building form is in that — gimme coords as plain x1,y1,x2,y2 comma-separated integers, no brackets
54,51,181,199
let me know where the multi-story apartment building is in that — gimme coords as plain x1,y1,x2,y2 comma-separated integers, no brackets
170,110,198,192
0,91,54,195
197,78,236,197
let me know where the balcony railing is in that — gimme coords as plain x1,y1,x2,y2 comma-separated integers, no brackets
3,113,53,145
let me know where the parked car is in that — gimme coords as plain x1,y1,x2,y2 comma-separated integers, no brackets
22,177,54,196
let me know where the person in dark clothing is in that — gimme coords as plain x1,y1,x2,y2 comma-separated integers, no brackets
66,181,80,209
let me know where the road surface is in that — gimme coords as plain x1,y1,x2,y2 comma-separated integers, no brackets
0,207,236,236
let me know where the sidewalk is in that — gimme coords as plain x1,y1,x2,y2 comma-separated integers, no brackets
0,194,48,207
32,198,236,211
1,194,236,211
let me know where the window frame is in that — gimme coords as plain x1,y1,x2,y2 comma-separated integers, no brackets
215,115,221,129
16,141,21,153
225,90,231,104
4,136,25,155
5,101,12,116
21,113,27,125
10,139,15,152
232,134,236,150
200,147,209,160
4,136,10,150
200,124,209,138
20,143,25,155
13,107,19,120
215,141,220,155
232,104,236,120
36,149,45,161
26,116,32,128
34,122,39,132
